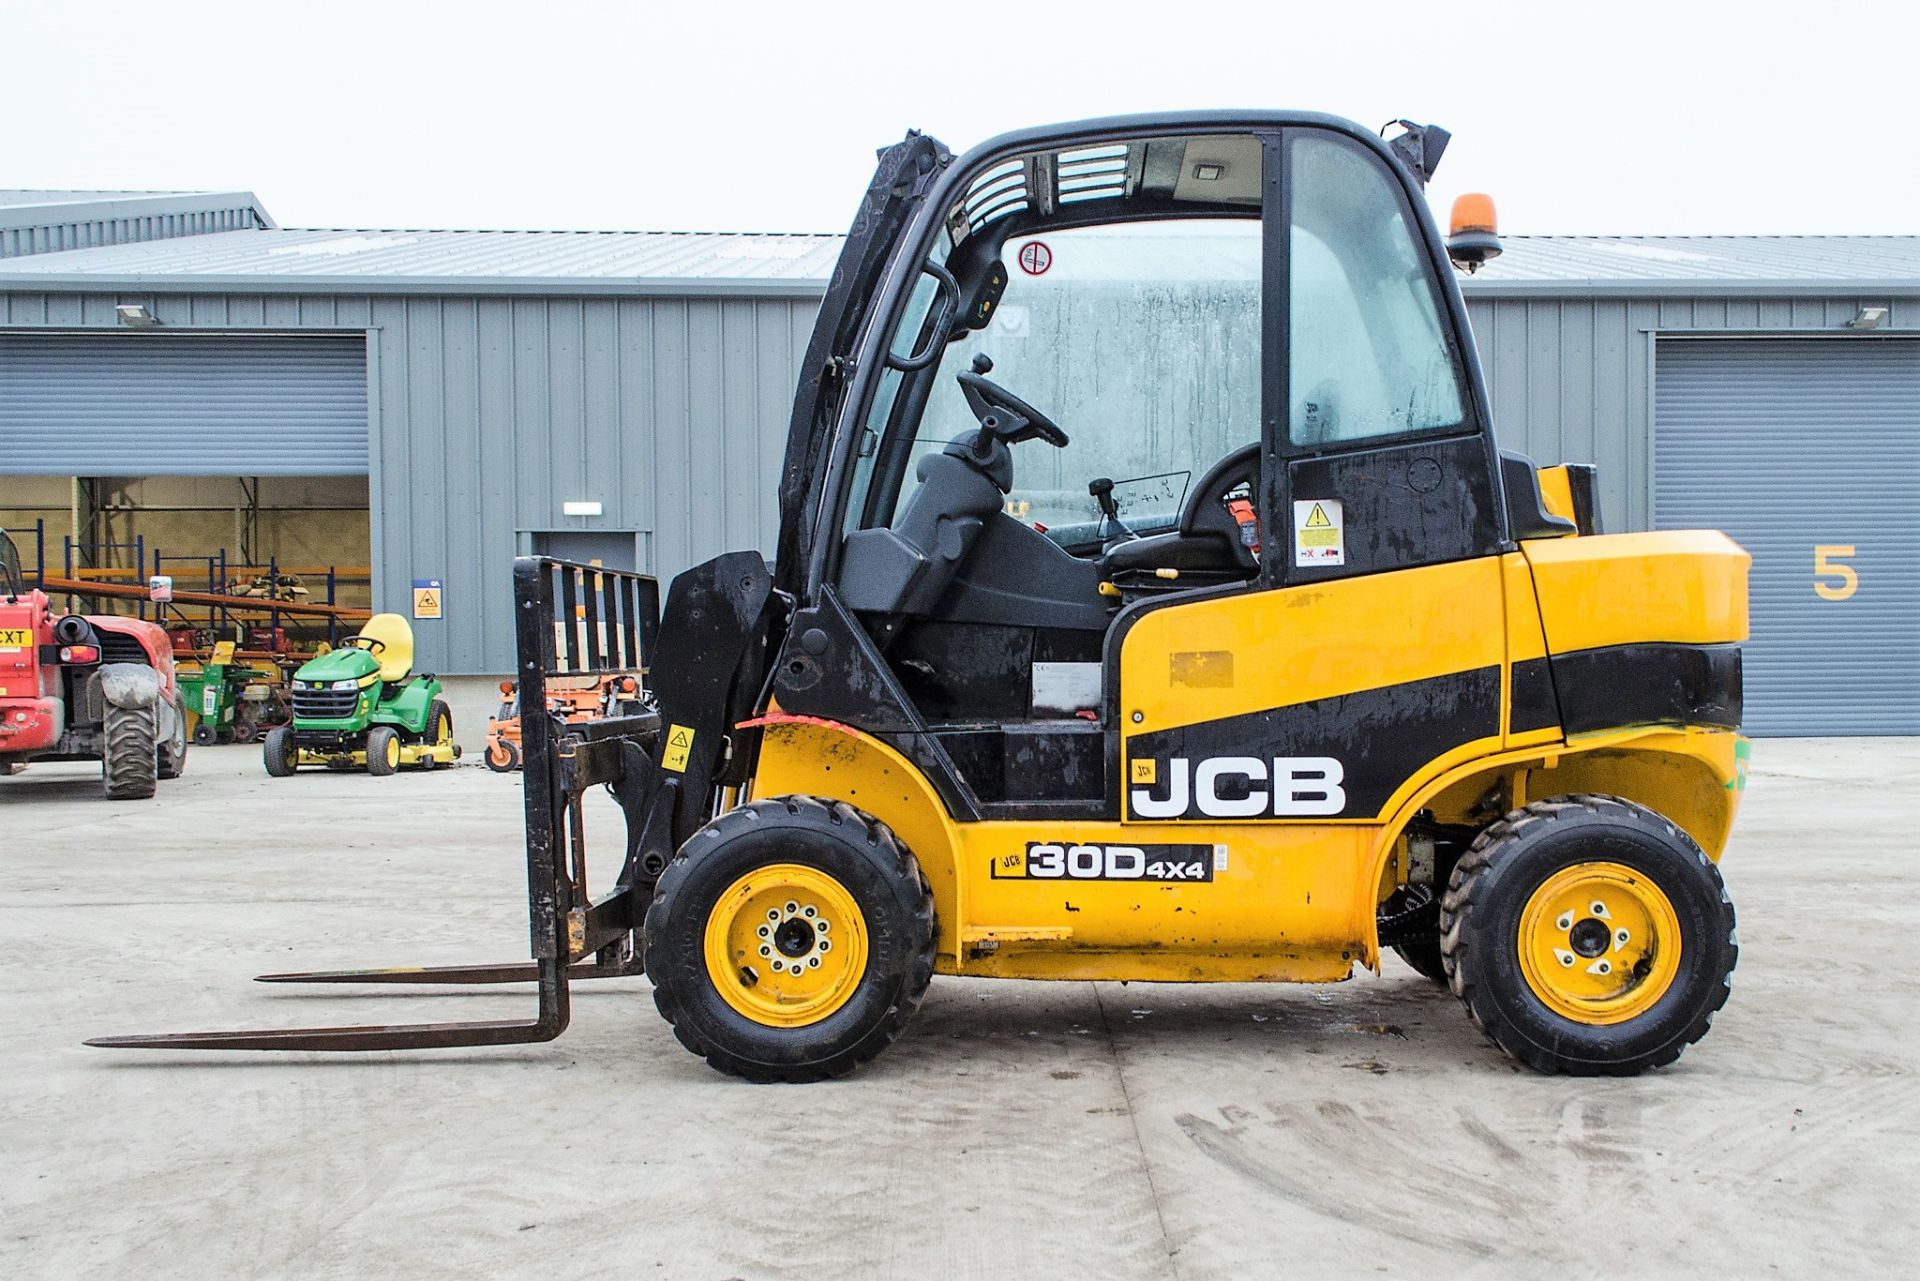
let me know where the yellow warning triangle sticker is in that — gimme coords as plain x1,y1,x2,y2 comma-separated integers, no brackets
1305,503,1332,528
668,728,691,748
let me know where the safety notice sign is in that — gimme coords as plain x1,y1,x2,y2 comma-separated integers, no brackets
1293,499,1344,567
662,723,695,772
412,578,444,619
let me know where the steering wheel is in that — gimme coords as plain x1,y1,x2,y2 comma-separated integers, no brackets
1178,442,1262,571
348,636,387,654
956,370,1070,448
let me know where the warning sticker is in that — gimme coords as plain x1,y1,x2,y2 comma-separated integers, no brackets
1293,499,1344,567
412,578,444,619
1017,241,1052,276
662,723,695,773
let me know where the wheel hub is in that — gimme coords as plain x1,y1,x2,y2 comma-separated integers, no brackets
703,864,866,1028
1518,862,1681,1024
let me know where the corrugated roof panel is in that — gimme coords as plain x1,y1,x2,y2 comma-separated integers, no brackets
0,225,1914,296
1473,235,1920,291
0,189,203,208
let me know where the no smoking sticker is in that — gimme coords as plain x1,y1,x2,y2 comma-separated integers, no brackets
1017,241,1052,276
1293,500,1344,567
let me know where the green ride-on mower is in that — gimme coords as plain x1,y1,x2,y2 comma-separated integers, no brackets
262,613,458,777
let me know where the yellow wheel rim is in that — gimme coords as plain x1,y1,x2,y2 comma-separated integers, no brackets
385,735,400,769
702,863,869,1028
435,714,452,748
1518,861,1681,1024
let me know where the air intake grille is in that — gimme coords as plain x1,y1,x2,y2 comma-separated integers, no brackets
291,686,360,720
95,630,149,666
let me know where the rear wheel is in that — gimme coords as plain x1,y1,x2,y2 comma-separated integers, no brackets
1440,795,1736,1076
485,736,521,773
419,700,453,770
192,723,219,747
645,797,935,1082
102,703,159,800
263,726,297,777
366,725,400,777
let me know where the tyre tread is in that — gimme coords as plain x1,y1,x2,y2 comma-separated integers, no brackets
1439,793,1737,1076
645,795,935,1083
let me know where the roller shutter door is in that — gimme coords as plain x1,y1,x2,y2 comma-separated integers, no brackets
0,333,368,475
1655,338,1919,735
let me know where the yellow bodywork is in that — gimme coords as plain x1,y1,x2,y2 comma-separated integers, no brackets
746,520,1750,987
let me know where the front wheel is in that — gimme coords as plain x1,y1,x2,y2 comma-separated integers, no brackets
484,736,520,773
192,723,219,747
1440,795,1737,1076
263,726,297,777
102,703,160,800
366,725,400,777
645,797,935,1083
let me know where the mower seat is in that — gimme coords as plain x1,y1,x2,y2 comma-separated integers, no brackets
356,613,415,683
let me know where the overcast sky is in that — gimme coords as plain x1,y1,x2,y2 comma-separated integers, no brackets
10,0,1916,238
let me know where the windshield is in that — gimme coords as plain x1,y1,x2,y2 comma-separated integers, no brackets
892,218,1261,543
0,532,23,597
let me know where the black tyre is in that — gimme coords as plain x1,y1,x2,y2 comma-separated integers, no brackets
263,726,297,777
1379,883,1449,985
645,796,936,1083
484,736,521,773
192,722,219,747
1440,794,1737,1076
366,725,400,776
1393,937,1450,985
102,703,159,800
419,700,452,771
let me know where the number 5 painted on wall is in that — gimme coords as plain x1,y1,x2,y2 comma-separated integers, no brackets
1814,545,1859,601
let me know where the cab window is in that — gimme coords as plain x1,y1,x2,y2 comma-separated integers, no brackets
895,218,1261,546
1289,133,1469,449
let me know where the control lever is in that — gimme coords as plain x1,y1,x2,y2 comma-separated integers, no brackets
1089,477,1137,545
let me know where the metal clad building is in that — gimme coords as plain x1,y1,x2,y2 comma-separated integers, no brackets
1,205,1915,734
1464,236,1920,734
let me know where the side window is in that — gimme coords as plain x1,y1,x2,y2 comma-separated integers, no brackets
1289,134,1469,449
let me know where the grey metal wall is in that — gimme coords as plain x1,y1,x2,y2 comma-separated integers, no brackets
0,203,266,259
0,289,817,675
1464,295,1920,532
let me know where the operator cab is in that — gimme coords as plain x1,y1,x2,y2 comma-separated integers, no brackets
785,116,1503,816
0,531,23,600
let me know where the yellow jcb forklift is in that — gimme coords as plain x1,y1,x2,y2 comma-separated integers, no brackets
95,111,1748,1080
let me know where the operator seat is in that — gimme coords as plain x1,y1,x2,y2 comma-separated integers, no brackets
356,613,416,683
839,446,1010,618
1098,443,1260,581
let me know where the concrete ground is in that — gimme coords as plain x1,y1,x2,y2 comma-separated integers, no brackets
2,739,1914,1279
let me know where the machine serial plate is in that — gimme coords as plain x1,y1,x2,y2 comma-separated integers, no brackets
992,842,1220,882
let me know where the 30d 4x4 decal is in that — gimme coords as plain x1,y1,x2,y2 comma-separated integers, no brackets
992,842,1221,882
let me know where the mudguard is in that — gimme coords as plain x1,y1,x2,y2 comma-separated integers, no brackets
98,662,161,709
97,663,183,748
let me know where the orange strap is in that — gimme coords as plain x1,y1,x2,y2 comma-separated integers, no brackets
1226,498,1261,555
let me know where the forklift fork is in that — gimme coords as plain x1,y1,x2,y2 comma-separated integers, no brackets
87,558,663,1053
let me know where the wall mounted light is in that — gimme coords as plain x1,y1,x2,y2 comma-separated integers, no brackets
114,304,160,328
1847,306,1889,330
562,500,603,517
